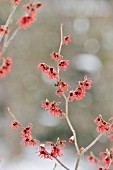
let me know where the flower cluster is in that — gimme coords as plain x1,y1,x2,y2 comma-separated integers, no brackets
55,79,69,97
68,76,92,102
94,115,110,135
20,123,36,146
17,1,42,29
87,152,99,165
0,57,13,78
42,99,65,118
10,119,21,129
100,148,113,166
38,63,58,79
37,138,66,159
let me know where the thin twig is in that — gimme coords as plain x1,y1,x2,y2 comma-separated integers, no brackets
7,107,25,129
107,160,113,170
0,5,17,43
57,23,63,77
81,133,103,155
75,156,81,170
2,27,19,55
7,107,69,170
58,23,63,55
52,163,57,170
1,4,17,57
55,158,70,170
65,97,79,154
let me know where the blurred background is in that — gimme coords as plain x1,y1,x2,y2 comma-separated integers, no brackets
0,0,113,169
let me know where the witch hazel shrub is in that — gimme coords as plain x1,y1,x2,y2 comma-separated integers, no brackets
6,23,113,170
0,0,42,78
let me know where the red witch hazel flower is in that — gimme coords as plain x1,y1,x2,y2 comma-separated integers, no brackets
17,16,35,30
37,138,66,159
87,152,100,165
10,119,21,129
79,76,92,90
50,52,63,62
63,35,71,45
38,63,49,72
47,67,58,79
55,79,69,97
0,25,6,35
24,1,42,17
37,144,52,159
94,115,110,135
68,76,92,102
42,99,65,118
38,63,58,79
47,138,66,158
74,87,86,100
17,1,42,29
20,123,32,138
0,68,5,78
100,148,113,166
58,60,69,71
20,123,36,146
0,57,13,79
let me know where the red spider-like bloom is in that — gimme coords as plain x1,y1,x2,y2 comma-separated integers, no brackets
47,139,66,158
38,63,58,79
55,79,69,97
37,144,51,159
42,100,65,118
47,67,58,79
10,120,21,129
79,76,92,90
0,25,6,35
20,123,32,138
98,168,107,170
63,35,71,45
38,63,49,73
87,155,99,165
2,57,13,74
41,100,50,110
58,60,69,71
37,139,66,159
68,90,76,102
74,87,86,100
17,16,35,29
22,137,36,146
100,148,113,166
49,107,65,118
24,2,36,17
94,115,110,135
35,2,43,9
0,68,5,78
50,52,63,62
68,76,92,102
